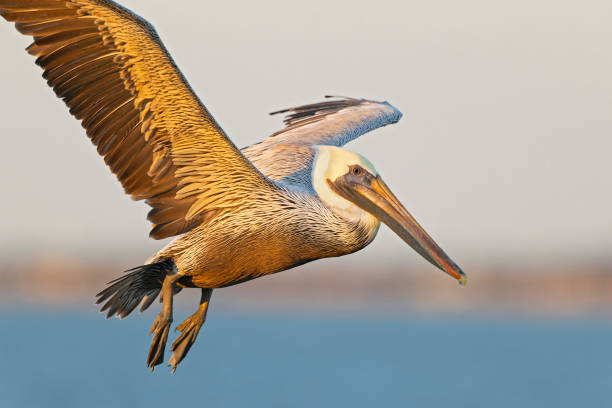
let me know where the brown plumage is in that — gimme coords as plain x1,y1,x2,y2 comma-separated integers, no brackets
1,0,466,372
2,0,274,241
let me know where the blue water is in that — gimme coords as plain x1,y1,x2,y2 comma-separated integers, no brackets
0,310,611,407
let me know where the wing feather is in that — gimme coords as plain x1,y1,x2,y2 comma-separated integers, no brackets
267,96,402,147
242,96,402,183
1,0,275,239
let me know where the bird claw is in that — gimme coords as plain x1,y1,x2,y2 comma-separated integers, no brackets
147,313,172,370
168,314,204,372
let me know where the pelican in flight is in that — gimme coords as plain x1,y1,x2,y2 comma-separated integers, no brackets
0,0,466,371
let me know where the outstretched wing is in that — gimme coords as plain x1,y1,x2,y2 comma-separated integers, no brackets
0,0,276,239
242,96,402,183
268,96,403,147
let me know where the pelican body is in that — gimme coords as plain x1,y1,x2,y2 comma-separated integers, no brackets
0,0,466,372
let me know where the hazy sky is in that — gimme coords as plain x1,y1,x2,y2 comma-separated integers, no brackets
0,0,611,268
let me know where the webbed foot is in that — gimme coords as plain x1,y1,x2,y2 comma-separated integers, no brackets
147,312,172,370
168,288,212,373
168,312,204,372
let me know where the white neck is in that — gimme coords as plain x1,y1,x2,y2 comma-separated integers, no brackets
312,146,380,229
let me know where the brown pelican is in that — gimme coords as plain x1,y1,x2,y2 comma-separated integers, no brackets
0,0,466,371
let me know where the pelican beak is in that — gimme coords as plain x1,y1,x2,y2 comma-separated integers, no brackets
328,175,467,286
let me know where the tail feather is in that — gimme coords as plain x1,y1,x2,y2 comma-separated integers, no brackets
96,259,173,319
139,291,159,313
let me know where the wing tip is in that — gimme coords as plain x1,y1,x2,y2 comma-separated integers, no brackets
381,101,403,123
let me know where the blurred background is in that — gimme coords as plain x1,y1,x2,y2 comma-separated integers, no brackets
1,0,611,406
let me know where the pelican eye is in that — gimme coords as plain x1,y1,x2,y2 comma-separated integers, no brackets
350,165,365,177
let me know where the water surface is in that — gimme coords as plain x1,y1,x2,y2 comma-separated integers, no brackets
1,310,610,407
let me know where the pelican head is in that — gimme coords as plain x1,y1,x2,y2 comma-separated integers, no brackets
313,145,466,286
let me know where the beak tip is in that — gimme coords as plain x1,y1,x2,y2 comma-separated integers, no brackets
458,273,467,287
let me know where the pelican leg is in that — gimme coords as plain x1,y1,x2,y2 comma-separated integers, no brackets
146,270,182,371
168,288,213,372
